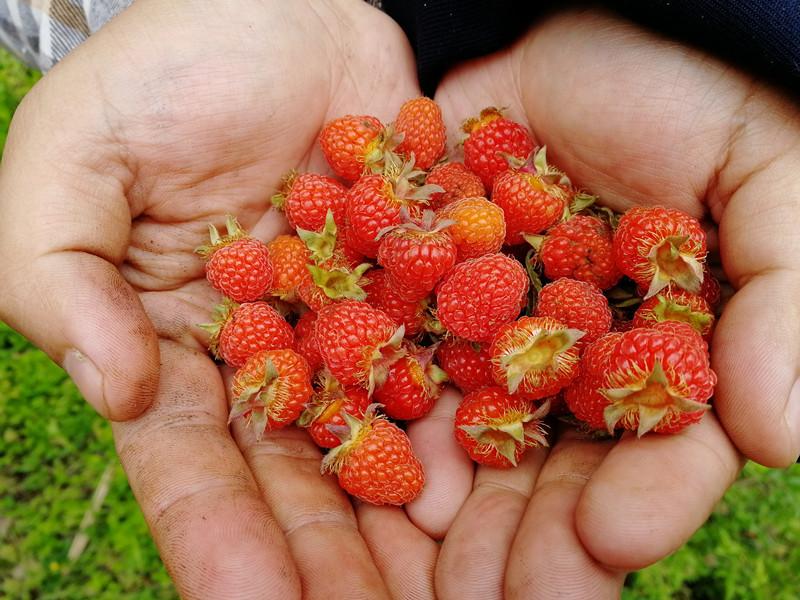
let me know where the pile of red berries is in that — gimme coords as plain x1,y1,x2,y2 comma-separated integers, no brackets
197,98,720,506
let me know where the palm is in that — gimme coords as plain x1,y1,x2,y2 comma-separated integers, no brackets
432,9,800,598
0,1,447,597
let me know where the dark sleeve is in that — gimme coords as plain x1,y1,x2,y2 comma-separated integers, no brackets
382,0,800,95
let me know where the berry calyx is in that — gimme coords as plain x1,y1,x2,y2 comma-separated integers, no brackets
490,316,584,398
613,206,707,299
229,349,312,440
298,372,370,449
454,387,550,468
633,288,714,339
601,360,711,437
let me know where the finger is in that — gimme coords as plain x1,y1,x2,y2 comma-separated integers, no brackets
356,503,439,600
405,388,475,538
506,429,623,600
112,341,300,599
435,446,548,600
576,414,742,570
231,423,391,599
713,273,800,466
713,132,800,466
0,85,158,421
434,52,531,151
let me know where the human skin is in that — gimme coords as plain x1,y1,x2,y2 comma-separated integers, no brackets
426,9,800,599
0,1,798,599
0,1,464,598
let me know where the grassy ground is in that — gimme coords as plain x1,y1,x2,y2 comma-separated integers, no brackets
1,49,799,598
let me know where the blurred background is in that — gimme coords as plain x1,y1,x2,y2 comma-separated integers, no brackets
0,48,798,599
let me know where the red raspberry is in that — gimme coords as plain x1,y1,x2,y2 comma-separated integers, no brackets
374,343,447,420
319,115,384,182
538,215,621,290
202,300,294,368
436,253,529,343
565,327,715,435
437,196,506,261
267,234,311,302
198,216,273,303
230,349,313,440
436,338,495,394
346,164,435,257
461,107,535,188
315,301,404,392
377,211,457,300
454,387,549,468
294,311,323,373
613,206,707,298
394,97,447,170
298,374,370,449
426,162,486,210
490,316,583,400
322,406,424,505
563,332,621,427
491,170,565,245
534,279,612,344
363,269,426,337
272,172,348,232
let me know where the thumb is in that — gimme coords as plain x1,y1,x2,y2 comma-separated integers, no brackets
711,90,800,467
0,82,159,421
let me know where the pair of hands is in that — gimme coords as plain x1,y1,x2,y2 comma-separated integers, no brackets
0,0,798,597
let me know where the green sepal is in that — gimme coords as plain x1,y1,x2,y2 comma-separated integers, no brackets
651,295,713,332
297,210,338,264
367,327,406,395
569,192,597,215
196,299,238,358
645,235,704,299
524,248,543,316
270,192,286,211
523,233,546,252
306,262,371,302
195,215,249,257
500,328,584,395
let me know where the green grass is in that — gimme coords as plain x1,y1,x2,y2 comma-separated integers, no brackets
0,51,39,154
1,47,799,598
0,321,175,599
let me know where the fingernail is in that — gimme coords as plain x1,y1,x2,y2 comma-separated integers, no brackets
787,377,800,461
64,349,109,418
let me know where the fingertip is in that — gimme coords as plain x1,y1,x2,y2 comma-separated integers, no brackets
712,274,800,467
65,343,159,421
575,415,742,571
62,261,161,421
405,388,474,539
100,325,160,421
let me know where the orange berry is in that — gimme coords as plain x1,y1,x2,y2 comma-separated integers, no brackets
438,197,505,261
267,235,311,302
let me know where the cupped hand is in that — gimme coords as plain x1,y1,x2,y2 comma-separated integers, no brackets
431,9,800,598
0,0,474,597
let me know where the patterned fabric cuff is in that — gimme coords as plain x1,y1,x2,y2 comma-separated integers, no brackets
0,0,385,71
0,0,127,70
